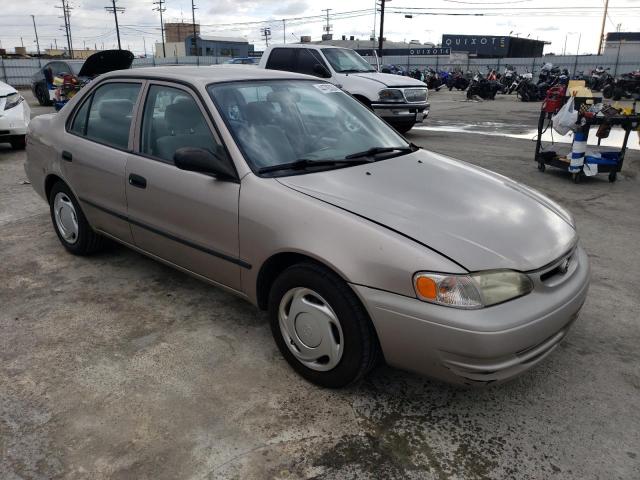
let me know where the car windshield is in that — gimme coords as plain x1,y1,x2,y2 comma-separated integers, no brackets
69,62,84,75
321,49,376,73
208,80,409,175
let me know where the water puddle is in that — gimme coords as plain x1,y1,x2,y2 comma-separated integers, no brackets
414,121,640,151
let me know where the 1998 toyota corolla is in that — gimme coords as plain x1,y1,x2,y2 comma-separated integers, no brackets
25,66,590,387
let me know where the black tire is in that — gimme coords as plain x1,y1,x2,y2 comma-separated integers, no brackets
48,181,106,255
612,88,623,101
602,85,613,99
10,135,26,150
268,262,380,388
36,84,52,106
391,122,415,134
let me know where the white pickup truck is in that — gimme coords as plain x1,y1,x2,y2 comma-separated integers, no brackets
258,44,429,133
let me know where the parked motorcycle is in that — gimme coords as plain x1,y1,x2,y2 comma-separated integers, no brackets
501,65,517,92
602,70,640,100
424,68,445,91
588,66,612,92
447,70,470,91
466,70,501,100
516,72,546,102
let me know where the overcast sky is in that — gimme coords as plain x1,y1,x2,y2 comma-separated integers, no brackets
1,0,638,56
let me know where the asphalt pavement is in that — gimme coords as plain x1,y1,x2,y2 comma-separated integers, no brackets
1,88,639,480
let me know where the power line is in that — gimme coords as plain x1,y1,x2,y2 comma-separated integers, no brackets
191,0,198,57
31,15,41,56
152,0,166,57
54,0,73,57
105,0,125,50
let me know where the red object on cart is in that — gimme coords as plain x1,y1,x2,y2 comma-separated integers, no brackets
542,86,566,114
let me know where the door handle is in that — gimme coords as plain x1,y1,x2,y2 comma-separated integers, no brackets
128,173,147,189
61,150,72,162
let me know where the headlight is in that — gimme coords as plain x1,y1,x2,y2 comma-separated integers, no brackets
4,93,23,110
413,270,533,309
378,89,405,103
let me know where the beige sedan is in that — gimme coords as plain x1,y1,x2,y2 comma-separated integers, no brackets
25,66,589,388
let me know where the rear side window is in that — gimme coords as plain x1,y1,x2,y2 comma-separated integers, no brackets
266,48,296,71
140,84,223,163
84,83,141,150
69,95,92,135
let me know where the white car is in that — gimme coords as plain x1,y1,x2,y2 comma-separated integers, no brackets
259,44,429,133
0,81,30,150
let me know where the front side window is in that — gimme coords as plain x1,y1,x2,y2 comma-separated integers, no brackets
209,80,408,174
84,82,141,149
140,84,222,163
296,49,330,77
321,49,375,73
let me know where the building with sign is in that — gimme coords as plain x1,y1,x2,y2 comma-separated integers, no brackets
184,35,253,57
442,34,546,58
604,32,640,57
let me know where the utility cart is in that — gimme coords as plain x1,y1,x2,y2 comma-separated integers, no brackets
534,90,639,183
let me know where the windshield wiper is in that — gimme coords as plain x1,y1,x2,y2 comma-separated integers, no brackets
345,146,414,160
257,158,370,174
340,69,376,73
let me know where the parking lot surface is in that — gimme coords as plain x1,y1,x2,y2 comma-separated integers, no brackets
1,90,639,480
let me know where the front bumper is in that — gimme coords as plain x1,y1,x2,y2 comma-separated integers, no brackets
371,102,430,124
352,245,590,386
0,100,30,141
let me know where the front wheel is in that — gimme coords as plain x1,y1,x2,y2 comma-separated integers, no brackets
48,181,106,255
390,121,415,134
10,135,26,150
268,262,380,388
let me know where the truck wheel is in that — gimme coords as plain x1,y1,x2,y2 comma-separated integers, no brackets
392,122,415,134
10,135,26,150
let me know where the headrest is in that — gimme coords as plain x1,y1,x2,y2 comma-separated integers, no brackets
245,102,274,126
98,99,133,121
266,90,300,104
165,98,202,131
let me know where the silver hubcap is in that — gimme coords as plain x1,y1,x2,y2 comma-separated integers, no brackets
278,287,344,371
53,192,79,244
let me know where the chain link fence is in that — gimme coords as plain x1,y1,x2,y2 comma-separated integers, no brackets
2,52,639,88
0,55,233,88
362,52,640,79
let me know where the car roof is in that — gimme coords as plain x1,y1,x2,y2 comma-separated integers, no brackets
267,44,348,50
100,65,319,85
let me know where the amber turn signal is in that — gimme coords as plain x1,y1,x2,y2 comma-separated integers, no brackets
415,276,437,300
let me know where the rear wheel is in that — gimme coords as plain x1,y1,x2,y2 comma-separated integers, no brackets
48,181,106,255
268,262,380,388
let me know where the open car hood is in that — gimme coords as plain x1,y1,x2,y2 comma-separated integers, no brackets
78,50,134,78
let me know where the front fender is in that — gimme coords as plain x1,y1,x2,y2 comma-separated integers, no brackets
238,174,465,305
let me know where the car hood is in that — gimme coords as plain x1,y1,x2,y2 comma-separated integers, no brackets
78,49,134,77
277,150,577,272
0,81,17,97
350,72,426,88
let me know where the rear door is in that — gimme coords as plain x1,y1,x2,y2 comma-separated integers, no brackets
64,80,143,243
125,81,243,290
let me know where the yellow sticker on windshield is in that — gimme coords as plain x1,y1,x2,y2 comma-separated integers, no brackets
313,83,342,93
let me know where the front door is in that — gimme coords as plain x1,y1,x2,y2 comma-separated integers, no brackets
125,82,243,291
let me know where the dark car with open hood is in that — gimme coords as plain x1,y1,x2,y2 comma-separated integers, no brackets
31,50,134,109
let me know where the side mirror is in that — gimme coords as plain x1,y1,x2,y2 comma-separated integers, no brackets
313,64,331,78
174,147,237,181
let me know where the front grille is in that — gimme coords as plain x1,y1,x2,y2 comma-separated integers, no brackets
403,88,427,103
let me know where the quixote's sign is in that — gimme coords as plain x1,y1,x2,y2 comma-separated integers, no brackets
354,47,450,56
442,35,509,56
